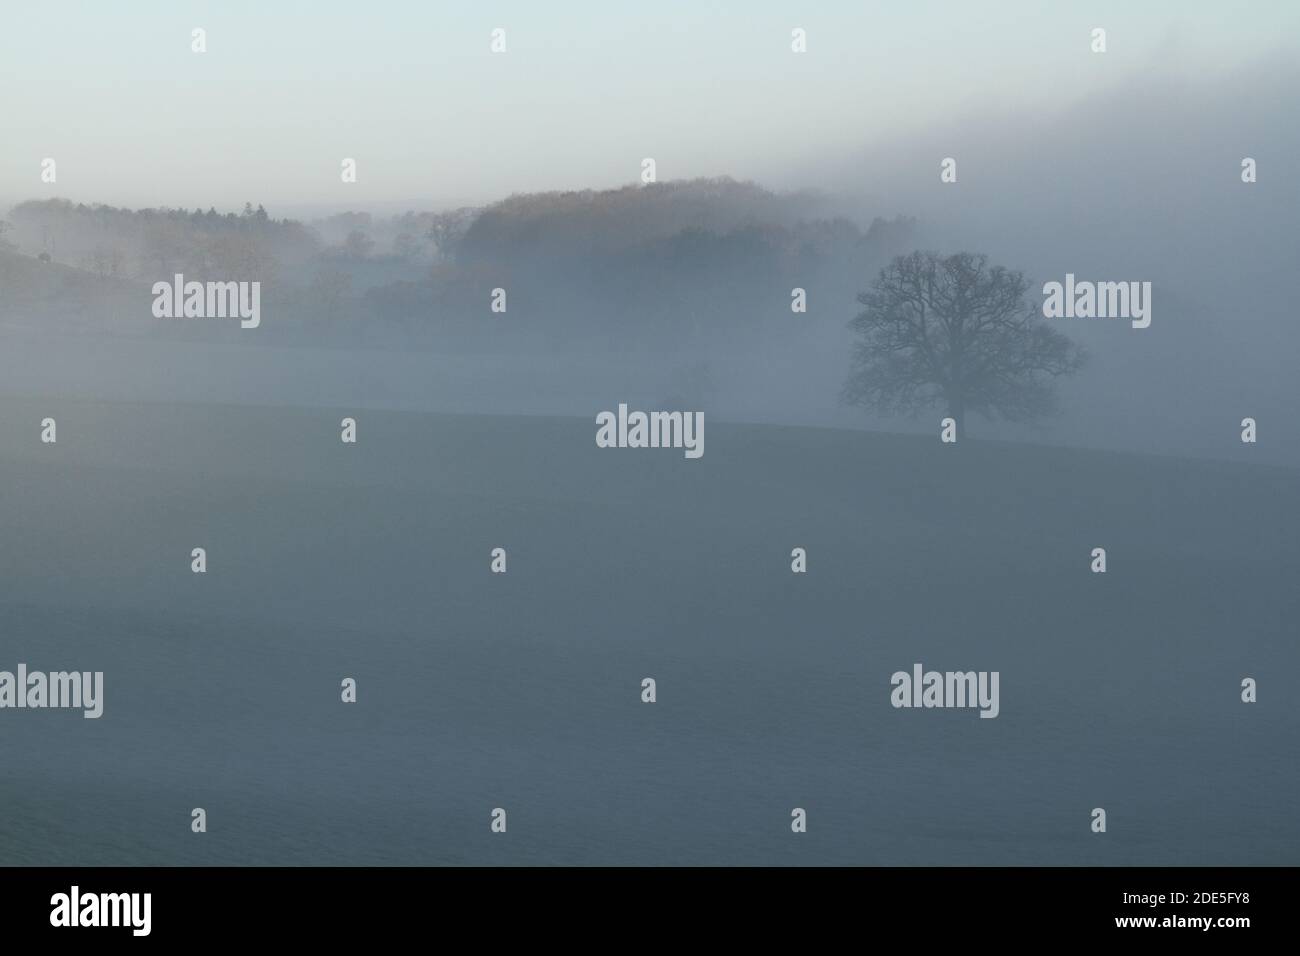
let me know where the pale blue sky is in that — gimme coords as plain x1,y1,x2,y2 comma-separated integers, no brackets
1,0,1295,210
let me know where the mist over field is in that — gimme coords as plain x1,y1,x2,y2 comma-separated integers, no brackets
0,1,1296,867
4,62,1298,464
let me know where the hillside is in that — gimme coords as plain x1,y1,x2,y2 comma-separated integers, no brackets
2,184,917,351
1,399,1295,864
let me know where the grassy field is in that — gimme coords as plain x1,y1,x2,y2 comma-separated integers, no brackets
0,398,1296,864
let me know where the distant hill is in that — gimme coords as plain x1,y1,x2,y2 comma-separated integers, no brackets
0,249,143,332
3,180,918,351
457,177,846,261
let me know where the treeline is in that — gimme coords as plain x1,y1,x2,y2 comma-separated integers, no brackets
7,198,318,279
366,179,917,351
1,179,918,349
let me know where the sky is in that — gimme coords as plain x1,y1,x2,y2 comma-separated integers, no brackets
2,0,1297,212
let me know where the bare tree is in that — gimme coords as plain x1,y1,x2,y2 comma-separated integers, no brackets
342,229,374,260
842,250,1086,437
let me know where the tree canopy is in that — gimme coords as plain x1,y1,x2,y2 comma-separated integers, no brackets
843,250,1086,435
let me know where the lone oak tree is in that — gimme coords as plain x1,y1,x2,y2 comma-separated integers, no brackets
843,250,1086,437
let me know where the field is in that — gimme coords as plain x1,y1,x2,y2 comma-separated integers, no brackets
0,398,1296,864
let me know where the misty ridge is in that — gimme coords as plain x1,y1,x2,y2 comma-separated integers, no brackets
0,63,1295,464
0,179,910,352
